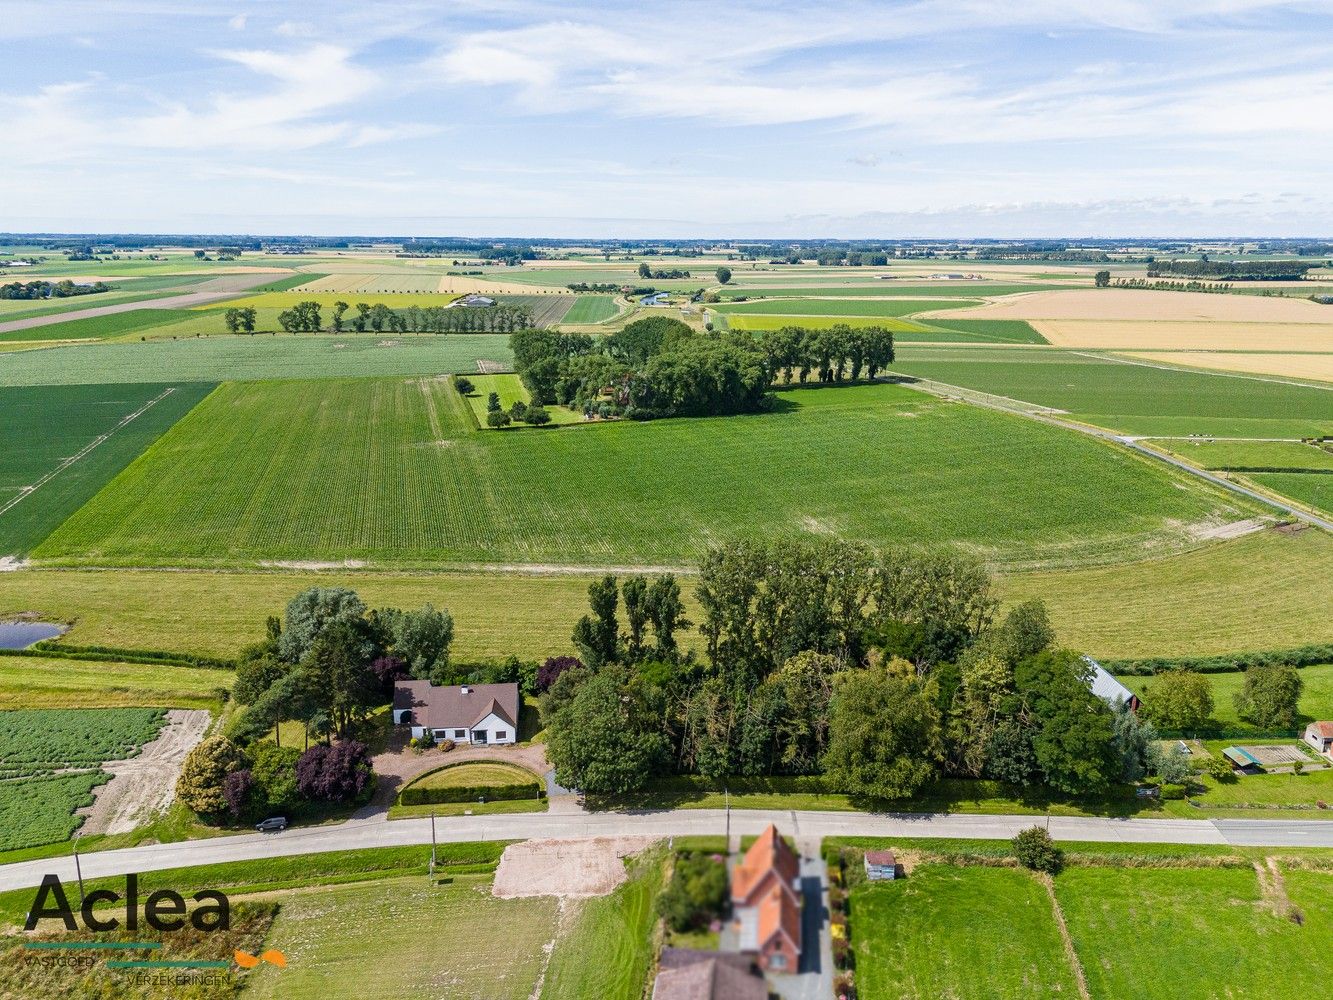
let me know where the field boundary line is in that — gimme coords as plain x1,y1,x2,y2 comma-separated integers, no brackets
0,387,176,520
1080,350,1333,393
1039,872,1092,1000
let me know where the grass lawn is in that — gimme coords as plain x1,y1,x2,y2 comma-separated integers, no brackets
32,377,1249,571
1056,865,1329,999
407,760,542,789
463,372,582,426
388,797,547,819
892,345,1333,438
540,849,666,1000
244,874,559,1000
0,381,215,555
0,653,227,709
1249,472,1333,515
851,865,1079,1000
563,294,619,323
1117,663,1333,737
0,335,513,386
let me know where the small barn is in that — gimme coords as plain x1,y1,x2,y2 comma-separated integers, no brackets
864,850,898,881
1084,656,1140,712
1305,722,1333,759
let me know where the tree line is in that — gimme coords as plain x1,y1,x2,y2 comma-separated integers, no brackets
1148,259,1314,281
0,279,110,300
229,299,534,335
539,539,1208,801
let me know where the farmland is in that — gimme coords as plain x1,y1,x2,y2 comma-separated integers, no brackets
0,654,226,709
1250,472,1332,515
0,381,215,555
0,335,512,386
33,378,1251,571
245,875,560,1000
1149,440,1333,471
714,297,977,318
891,345,1333,437
0,706,165,851
562,293,619,323
850,865,1079,999
0,307,200,343
1121,350,1333,383
719,313,930,333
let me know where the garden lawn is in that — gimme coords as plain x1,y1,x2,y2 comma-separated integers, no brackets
463,373,581,426
33,378,1249,570
891,345,1333,438
540,850,666,1000
1055,865,1330,1000
0,381,215,555
851,865,1078,1000
244,875,558,1000
1117,663,1333,737
408,761,541,790
0,654,227,709
0,335,513,386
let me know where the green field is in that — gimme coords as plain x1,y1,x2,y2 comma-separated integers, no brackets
245,875,559,1000
0,654,226,709
1250,472,1333,514
851,865,1079,999
0,771,111,852
719,283,1068,298
0,279,211,323
719,313,930,333
463,373,582,427
892,346,1333,437
715,297,976,318
1056,866,1330,999
563,294,619,323
1118,663,1333,736
540,851,665,1000
0,381,215,554
0,335,512,386
916,318,1048,344
1151,440,1333,471
0,308,202,343
34,378,1249,570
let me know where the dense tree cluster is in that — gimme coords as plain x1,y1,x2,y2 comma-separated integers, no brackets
638,263,691,279
757,324,895,384
223,307,257,333
263,300,534,335
1148,259,1314,281
0,279,109,299
509,319,774,420
541,540,1147,802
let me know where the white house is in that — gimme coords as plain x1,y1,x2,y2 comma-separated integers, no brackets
1305,721,1333,758
392,680,519,745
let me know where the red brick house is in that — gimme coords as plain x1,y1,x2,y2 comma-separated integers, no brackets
731,825,801,972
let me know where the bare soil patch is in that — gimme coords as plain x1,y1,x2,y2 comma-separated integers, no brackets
492,837,656,898
1120,350,1333,383
80,709,211,835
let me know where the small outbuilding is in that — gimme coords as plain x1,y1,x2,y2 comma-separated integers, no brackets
1084,656,1140,712
1305,722,1333,758
864,850,899,881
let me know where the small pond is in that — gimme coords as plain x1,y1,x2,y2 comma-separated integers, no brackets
0,621,67,649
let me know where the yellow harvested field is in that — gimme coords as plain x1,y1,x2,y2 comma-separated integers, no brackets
1119,351,1333,383
931,288,1333,323
1032,320,1333,351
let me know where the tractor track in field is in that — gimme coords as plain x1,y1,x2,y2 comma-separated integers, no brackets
0,387,176,520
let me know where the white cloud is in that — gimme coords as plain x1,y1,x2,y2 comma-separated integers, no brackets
228,13,246,30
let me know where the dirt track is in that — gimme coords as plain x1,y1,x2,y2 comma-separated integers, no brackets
80,709,211,836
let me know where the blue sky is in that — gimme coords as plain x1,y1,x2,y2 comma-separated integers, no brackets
3,0,1331,238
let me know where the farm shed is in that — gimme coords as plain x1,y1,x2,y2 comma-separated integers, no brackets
1222,747,1262,773
1085,656,1140,711
864,850,899,881
1305,722,1333,758
393,680,519,745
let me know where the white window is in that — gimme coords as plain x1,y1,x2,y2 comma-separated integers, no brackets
454,729,466,738
495,731,508,741
769,954,786,970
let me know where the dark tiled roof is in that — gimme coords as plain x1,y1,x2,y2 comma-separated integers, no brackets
393,680,519,731
653,951,767,1000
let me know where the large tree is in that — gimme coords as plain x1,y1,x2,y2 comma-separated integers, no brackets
823,671,943,801
177,736,248,817
545,665,668,794
1142,670,1214,731
1015,651,1120,796
1234,665,1303,730
279,587,367,663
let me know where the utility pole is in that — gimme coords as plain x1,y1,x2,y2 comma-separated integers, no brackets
72,834,86,908
429,810,437,879
725,785,731,848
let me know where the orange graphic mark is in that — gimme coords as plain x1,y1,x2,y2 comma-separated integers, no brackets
234,949,287,968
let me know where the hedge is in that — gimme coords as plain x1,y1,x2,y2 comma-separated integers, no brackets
0,642,234,671
1107,644,1333,676
398,782,543,806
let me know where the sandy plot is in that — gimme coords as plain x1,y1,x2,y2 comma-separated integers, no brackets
1119,350,1333,383
492,837,657,898
1034,320,1333,351
931,288,1333,323
79,709,211,835
436,273,549,294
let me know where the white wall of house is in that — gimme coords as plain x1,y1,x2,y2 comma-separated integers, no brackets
408,713,515,745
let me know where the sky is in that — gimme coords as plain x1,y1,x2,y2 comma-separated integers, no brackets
2,0,1332,239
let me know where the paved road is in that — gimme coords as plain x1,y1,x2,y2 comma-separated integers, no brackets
3,808,1332,893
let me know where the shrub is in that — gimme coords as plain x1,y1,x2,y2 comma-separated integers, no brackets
177,735,248,817
222,769,255,820
295,741,372,803
656,853,727,932
455,377,474,395
536,655,583,693
509,400,528,422
439,738,456,753
398,781,542,806
526,404,552,427
1202,755,1234,780
1013,825,1063,874
486,410,512,428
